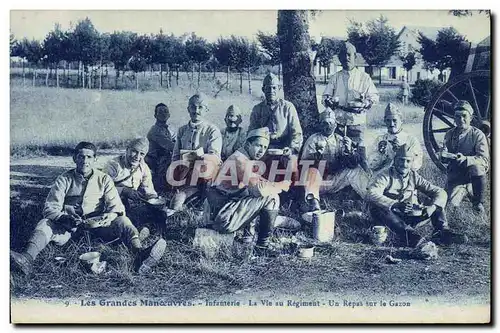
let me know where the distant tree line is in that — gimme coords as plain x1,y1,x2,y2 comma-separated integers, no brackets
9,18,281,93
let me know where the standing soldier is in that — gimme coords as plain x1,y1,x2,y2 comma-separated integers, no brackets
205,127,291,256
248,73,303,181
322,41,379,174
369,103,423,174
221,105,246,161
299,109,369,212
168,93,222,215
145,103,176,192
367,144,464,249
400,76,410,105
441,100,489,216
10,142,166,277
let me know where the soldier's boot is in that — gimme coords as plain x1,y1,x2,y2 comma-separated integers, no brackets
134,238,167,275
10,251,33,277
254,210,280,257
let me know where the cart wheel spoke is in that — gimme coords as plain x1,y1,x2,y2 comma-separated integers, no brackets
432,108,455,128
468,78,481,119
431,128,451,134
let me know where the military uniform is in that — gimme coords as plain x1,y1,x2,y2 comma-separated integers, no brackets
169,120,222,212
205,128,283,250
368,104,423,173
442,101,489,209
367,145,450,247
300,130,370,202
145,122,176,191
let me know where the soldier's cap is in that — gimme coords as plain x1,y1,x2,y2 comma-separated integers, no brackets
453,100,474,116
226,104,242,116
246,127,270,142
188,92,209,108
395,143,416,159
263,73,280,87
384,103,402,119
127,137,149,153
320,108,337,123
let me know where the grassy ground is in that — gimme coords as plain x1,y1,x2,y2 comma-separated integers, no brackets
10,80,490,306
10,81,423,157
10,124,491,303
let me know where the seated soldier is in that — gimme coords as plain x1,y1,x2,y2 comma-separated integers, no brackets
367,144,464,248
299,109,370,212
10,142,166,277
205,127,291,256
168,93,222,215
440,100,489,216
104,138,164,227
248,73,303,181
369,103,423,174
221,105,246,161
145,103,176,191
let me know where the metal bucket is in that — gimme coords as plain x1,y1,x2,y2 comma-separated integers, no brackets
302,210,344,243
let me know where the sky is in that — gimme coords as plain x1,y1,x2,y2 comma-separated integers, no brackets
10,10,491,44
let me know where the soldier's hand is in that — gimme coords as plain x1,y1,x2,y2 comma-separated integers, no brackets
423,205,437,217
392,202,412,215
456,153,467,165
279,180,292,192
58,214,81,231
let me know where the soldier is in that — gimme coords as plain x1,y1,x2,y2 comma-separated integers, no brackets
205,127,291,256
10,142,166,277
441,100,489,216
168,93,222,215
104,138,165,228
299,109,370,212
322,41,379,174
369,103,423,174
367,144,463,248
145,103,176,191
221,105,246,161
248,73,303,181
400,76,410,105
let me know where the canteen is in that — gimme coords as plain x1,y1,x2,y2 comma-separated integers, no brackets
79,252,106,274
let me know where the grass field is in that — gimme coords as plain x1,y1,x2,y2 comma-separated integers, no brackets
10,80,423,157
10,80,490,308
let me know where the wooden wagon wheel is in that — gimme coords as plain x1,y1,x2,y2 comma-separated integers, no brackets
423,70,490,171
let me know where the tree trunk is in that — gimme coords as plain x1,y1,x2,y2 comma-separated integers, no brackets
239,72,243,94
88,66,92,89
378,66,382,85
191,64,195,88
278,63,281,81
227,66,230,89
160,63,163,87
324,67,327,84
45,66,50,87
22,61,25,86
56,66,59,88
32,66,36,87
136,73,139,90
198,62,201,87
277,10,319,137
82,63,85,89
248,67,252,94
168,65,172,88
115,69,119,89
99,60,103,90
176,67,179,86
213,66,216,80
166,64,170,89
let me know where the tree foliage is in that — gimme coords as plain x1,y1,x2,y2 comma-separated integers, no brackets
347,15,400,72
316,37,341,68
418,27,469,76
401,52,416,72
69,18,100,66
256,31,280,66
